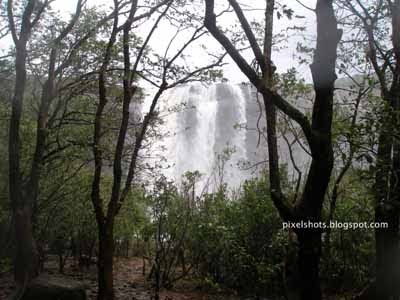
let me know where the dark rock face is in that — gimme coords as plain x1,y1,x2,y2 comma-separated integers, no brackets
22,275,87,300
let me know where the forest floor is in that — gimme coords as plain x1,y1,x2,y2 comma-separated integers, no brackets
0,257,238,300
0,257,360,299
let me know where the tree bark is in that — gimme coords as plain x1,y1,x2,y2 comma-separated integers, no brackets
91,2,136,299
296,231,321,300
204,1,341,299
97,225,115,300
340,0,400,296
293,1,340,298
8,2,85,296
374,106,397,299
13,205,39,292
7,1,41,295
374,1,400,297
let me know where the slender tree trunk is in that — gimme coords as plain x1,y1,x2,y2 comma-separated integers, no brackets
390,132,400,298
8,2,84,296
375,209,398,299
10,47,40,288
375,118,395,299
375,96,400,299
97,225,115,300
204,1,340,299
294,0,340,298
13,205,39,288
374,1,400,297
391,164,400,299
8,0,40,288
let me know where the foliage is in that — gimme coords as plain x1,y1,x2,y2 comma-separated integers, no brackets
321,170,375,292
0,0,397,299
144,173,287,297
189,175,286,297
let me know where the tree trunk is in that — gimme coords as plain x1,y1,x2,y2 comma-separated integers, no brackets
13,205,39,289
390,135,400,298
374,1,400,297
97,226,115,300
8,0,40,289
204,1,340,299
374,86,400,299
10,47,40,290
375,126,394,300
375,208,399,299
297,231,322,300
294,154,333,300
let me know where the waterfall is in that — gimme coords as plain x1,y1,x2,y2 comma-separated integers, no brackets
212,84,249,188
171,85,218,185
143,81,313,192
154,83,257,192
143,79,360,193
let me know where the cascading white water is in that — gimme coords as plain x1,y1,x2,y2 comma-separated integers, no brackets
170,85,218,186
212,84,249,188
144,81,315,192
154,83,258,192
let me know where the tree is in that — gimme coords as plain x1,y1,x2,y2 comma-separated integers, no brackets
337,1,400,297
204,1,342,299
7,1,48,297
90,1,224,299
6,0,114,297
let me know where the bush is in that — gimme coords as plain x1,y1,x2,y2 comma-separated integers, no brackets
186,176,287,297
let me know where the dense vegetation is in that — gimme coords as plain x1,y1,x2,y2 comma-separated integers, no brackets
1,0,399,300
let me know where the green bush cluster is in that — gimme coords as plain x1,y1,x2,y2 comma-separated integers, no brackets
146,170,376,298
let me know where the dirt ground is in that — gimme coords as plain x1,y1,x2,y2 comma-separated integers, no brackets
0,257,238,300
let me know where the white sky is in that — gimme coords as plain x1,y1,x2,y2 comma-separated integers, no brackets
2,0,318,83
